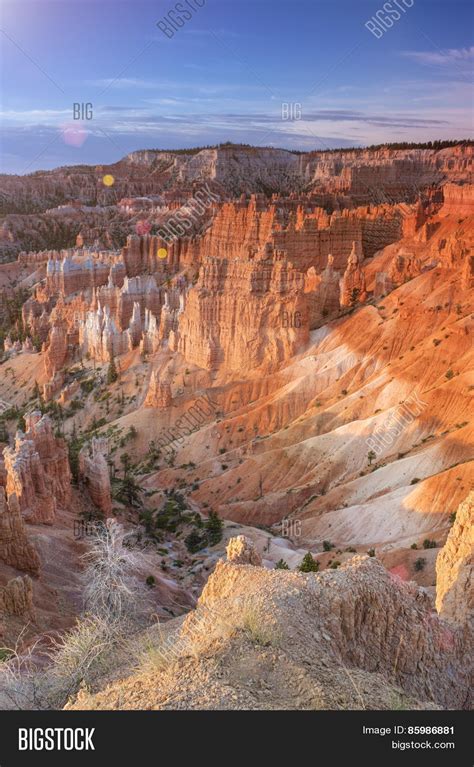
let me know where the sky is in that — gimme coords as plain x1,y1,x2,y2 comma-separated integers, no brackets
0,0,473,174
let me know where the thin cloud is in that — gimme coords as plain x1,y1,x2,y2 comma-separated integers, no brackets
401,46,474,67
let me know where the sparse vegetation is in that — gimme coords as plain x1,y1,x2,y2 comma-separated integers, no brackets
299,552,319,572
367,450,376,466
205,510,223,546
106,357,118,384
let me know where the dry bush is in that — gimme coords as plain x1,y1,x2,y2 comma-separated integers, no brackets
0,521,153,709
82,519,152,625
44,616,122,706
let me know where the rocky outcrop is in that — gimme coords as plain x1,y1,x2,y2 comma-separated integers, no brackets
72,553,472,711
225,535,262,566
78,438,112,517
305,254,341,326
0,489,40,574
339,241,367,307
402,199,425,237
0,575,34,618
197,555,470,709
44,319,68,380
174,255,310,371
144,371,172,408
441,183,474,215
436,492,473,627
3,412,71,524
461,254,474,290
45,249,125,296
389,248,422,287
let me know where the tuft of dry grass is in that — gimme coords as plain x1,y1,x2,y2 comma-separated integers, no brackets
239,604,281,647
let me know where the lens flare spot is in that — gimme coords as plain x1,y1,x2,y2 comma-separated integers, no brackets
157,247,167,259
135,219,152,236
61,123,88,147
103,174,115,187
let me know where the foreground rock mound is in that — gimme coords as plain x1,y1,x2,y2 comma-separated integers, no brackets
68,546,470,710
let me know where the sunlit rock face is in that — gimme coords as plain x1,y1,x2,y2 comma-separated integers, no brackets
436,492,473,627
339,241,367,307
78,438,112,517
3,413,71,525
174,254,310,372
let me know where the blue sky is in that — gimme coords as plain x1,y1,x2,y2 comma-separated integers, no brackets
1,0,473,173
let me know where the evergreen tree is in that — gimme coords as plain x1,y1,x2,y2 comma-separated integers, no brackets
120,474,142,507
120,452,131,476
205,510,223,546
107,356,118,384
185,529,206,553
350,287,360,307
298,551,319,572
275,558,290,570
68,427,82,482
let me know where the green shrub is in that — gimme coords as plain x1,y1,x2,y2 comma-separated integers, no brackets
299,552,319,572
275,559,290,570
185,530,206,553
80,379,95,394
414,557,426,572
106,357,118,384
422,539,437,549
205,511,223,546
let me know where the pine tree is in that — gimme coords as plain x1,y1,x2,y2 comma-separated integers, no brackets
185,529,205,553
205,510,223,546
107,357,118,384
298,551,319,572
275,558,290,570
120,452,131,477
350,287,360,307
